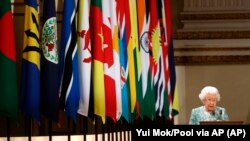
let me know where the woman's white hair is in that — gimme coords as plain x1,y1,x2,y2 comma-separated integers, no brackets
198,86,221,102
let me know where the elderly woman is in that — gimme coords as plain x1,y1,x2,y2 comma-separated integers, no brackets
189,86,229,125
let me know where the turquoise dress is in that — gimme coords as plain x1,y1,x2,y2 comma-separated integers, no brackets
189,106,229,125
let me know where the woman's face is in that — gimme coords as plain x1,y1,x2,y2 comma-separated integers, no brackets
203,93,217,112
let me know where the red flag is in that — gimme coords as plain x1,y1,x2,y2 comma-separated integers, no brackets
90,0,106,123
102,0,117,122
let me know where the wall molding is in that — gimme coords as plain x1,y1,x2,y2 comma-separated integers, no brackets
180,13,250,20
175,55,250,65
175,47,250,51
173,31,250,39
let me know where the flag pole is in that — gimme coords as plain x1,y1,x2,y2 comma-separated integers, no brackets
94,115,98,141
120,118,124,141
110,118,114,141
114,119,118,141
6,118,10,141
107,118,110,141
82,116,87,141
101,118,105,141
29,119,32,141
48,119,52,141
25,117,32,141
24,117,30,141
123,118,127,141
67,117,71,141
118,120,122,141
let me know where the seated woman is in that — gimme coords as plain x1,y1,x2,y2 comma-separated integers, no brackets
189,86,229,125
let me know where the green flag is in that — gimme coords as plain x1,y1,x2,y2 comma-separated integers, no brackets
0,0,18,121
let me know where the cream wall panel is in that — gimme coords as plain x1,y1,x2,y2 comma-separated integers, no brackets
181,65,250,124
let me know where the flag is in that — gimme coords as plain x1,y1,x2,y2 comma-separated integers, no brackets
58,0,80,123
124,0,137,120
148,0,167,118
109,0,122,121
157,0,168,118
116,0,131,122
163,0,179,118
167,31,179,117
136,0,156,120
0,0,18,121
77,0,92,118
40,0,59,122
90,0,106,123
164,36,175,118
20,0,41,122
172,83,179,116
102,0,117,122
128,0,142,120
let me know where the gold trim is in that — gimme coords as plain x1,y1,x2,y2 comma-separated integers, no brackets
175,55,250,65
173,31,250,39
180,13,250,20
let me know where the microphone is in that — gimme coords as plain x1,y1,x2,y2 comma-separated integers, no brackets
218,109,223,120
211,109,223,120
212,111,216,116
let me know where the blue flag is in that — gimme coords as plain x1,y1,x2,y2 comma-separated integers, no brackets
116,0,130,122
58,0,80,123
40,0,59,122
20,0,41,122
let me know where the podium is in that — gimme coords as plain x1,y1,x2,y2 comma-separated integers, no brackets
200,121,244,125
